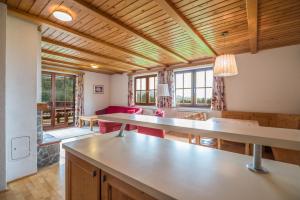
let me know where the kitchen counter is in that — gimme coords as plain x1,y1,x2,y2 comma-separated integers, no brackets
63,131,300,200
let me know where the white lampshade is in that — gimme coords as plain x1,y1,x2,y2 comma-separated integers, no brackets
213,54,238,77
157,84,170,97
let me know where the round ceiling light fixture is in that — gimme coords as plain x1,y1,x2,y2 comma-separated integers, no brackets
53,10,73,22
91,65,99,69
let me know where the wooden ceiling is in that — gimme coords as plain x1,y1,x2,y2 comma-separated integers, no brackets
4,0,300,74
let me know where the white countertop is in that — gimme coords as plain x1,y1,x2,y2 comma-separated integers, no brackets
63,132,300,200
97,114,300,150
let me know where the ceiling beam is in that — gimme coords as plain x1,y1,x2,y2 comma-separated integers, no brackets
7,7,164,66
42,58,119,74
42,57,113,72
42,37,147,70
41,49,129,72
246,0,258,53
154,0,217,56
42,66,85,75
128,57,215,76
69,0,189,63
42,62,115,75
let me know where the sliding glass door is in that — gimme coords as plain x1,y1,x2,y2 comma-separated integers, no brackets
42,72,76,130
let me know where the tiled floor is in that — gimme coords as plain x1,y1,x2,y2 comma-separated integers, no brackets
45,126,99,140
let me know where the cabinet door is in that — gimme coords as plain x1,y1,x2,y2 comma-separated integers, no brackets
66,152,100,200
101,172,156,200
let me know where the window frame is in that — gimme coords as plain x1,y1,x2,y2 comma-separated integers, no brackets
175,67,213,108
134,74,157,106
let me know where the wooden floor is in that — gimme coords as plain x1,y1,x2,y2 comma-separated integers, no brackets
0,163,65,200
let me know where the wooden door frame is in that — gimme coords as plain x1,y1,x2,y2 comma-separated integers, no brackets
42,71,76,130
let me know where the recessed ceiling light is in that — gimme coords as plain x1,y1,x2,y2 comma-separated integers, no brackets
53,10,73,22
91,65,99,69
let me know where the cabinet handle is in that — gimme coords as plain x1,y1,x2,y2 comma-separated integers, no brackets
92,170,97,177
108,186,112,200
101,175,106,182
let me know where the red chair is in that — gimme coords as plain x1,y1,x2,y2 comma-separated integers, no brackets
137,109,165,138
96,106,142,134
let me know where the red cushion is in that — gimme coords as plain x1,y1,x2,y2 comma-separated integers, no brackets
126,109,136,114
96,106,142,134
137,127,165,138
103,106,142,114
155,109,165,117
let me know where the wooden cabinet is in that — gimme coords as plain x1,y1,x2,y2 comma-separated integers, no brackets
66,152,157,200
101,172,156,200
66,152,101,200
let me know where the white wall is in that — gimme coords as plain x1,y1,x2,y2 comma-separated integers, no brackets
109,45,300,116
6,15,40,181
225,45,300,114
84,72,110,115
110,74,128,106
0,3,6,190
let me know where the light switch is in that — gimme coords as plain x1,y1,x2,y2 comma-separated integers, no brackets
11,136,30,160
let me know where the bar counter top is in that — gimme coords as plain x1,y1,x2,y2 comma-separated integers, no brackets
63,132,300,200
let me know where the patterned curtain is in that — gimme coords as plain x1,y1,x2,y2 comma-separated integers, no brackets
157,70,175,108
128,75,134,106
75,74,84,127
211,77,226,111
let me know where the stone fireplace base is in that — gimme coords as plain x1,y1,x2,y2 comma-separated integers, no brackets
37,134,61,168
37,104,61,168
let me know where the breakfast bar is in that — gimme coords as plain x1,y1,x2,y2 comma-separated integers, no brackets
63,114,300,200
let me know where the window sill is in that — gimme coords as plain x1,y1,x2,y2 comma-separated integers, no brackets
136,105,212,112
175,107,211,112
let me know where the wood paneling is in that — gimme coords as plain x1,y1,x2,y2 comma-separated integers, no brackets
222,111,300,165
5,0,300,73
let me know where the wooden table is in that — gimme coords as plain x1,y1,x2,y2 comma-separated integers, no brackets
79,115,99,131
206,118,259,154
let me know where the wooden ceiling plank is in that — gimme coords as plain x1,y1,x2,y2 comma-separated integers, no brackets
7,7,163,66
153,0,216,56
193,9,246,27
41,58,119,74
42,62,115,75
42,57,91,68
68,0,189,63
42,37,147,70
185,0,242,20
42,65,85,75
42,49,130,72
246,0,258,53
41,49,131,72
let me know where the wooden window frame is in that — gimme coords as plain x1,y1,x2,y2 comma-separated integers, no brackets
134,75,157,106
175,67,213,108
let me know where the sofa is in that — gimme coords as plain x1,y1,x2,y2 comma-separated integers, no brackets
95,106,142,134
137,109,165,138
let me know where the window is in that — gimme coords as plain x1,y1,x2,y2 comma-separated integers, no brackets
135,75,157,105
175,68,213,107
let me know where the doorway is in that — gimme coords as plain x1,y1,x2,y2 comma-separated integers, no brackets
42,72,76,130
